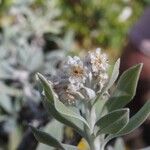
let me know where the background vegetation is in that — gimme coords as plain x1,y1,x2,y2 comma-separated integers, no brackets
0,0,149,149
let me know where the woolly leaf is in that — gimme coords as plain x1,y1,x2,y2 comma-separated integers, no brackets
106,64,142,112
30,126,65,150
96,108,129,135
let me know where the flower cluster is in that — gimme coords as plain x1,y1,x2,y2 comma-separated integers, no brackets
51,48,109,105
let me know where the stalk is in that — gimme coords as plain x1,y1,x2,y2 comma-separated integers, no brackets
84,103,103,150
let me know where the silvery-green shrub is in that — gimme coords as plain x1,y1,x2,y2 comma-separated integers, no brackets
31,48,150,150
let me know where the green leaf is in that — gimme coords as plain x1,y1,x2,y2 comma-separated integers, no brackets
0,94,12,113
54,94,89,128
0,82,22,97
37,73,89,138
9,125,21,150
37,73,89,129
30,126,65,150
37,142,78,150
96,108,129,135
42,98,85,137
37,120,64,150
105,59,120,91
116,100,150,136
105,64,142,112
31,125,78,150
37,73,55,103
0,62,14,79
28,50,44,72
18,49,29,67
104,101,150,146
93,99,107,122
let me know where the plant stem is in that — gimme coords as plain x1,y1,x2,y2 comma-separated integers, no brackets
84,103,94,150
84,101,108,150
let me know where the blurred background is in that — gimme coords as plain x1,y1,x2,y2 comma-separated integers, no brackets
0,0,150,149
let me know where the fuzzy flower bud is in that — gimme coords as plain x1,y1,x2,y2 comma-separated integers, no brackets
50,48,109,105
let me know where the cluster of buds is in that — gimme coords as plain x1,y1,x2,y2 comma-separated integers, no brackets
50,48,109,105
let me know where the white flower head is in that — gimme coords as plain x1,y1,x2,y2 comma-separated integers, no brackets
84,48,109,92
84,48,108,76
50,48,109,105
64,56,87,84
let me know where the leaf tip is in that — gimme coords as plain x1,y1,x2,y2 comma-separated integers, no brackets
135,63,143,71
36,72,44,81
117,58,120,64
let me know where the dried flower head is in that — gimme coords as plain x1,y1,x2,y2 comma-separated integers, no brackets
50,48,109,105
84,48,108,76
63,56,87,83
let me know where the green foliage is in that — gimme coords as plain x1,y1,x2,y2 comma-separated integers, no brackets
96,108,129,135
37,73,87,137
30,126,65,150
0,0,75,149
105,59,120,91
0,0,13,16
113,100,150,136
0,0,149,55
31,125,78,150
0,0,70,111
0,1,150,149
37,120,64,150
58,0,146,49
31,60,150,150
106,64,142,111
